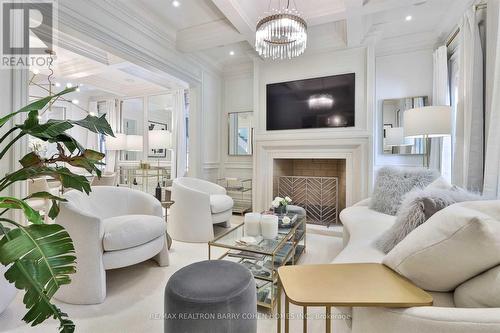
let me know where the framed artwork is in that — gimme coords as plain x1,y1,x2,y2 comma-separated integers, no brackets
148,121,167,158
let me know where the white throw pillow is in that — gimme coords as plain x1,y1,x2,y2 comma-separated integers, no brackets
454,265,500,308
383,200,500,292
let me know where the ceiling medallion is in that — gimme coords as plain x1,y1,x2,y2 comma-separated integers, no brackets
255,0,307,60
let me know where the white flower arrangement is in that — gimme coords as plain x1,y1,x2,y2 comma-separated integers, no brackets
271,196,292,209
282,216,291,225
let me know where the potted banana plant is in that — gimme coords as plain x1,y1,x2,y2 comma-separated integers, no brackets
0,87,113,332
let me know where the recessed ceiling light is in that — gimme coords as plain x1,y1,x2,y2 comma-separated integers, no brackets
71,99,79,105
405,15,413,21
32,68,40,75
172,0,180,7
66,83,73,88
229,50,235,56
55,82,61,87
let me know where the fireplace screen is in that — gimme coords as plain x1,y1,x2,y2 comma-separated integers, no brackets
276,176,338,227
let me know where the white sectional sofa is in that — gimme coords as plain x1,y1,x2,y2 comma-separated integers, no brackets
333,198,500,333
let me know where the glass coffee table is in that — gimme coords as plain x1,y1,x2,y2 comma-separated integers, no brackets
208,214,306,310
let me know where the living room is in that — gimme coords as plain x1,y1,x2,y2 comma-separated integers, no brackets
1,0,499,332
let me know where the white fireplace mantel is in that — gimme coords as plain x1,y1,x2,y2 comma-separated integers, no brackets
253,137,371,212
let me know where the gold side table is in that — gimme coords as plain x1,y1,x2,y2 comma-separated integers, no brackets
161,200,174,249
277,263,433,333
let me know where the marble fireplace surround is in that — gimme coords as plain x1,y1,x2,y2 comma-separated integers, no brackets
253,136,371,212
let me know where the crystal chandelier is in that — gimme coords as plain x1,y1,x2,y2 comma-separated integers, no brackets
255,0,307,60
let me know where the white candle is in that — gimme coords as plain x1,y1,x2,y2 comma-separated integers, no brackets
244,213,261,237
260,214,278,240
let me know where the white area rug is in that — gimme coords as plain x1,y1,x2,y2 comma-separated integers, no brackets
0,216,343,333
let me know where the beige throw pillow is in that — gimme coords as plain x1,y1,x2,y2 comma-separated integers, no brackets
454,265,500,308
383,200,500,292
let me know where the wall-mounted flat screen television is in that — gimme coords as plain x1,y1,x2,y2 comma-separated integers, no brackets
266,73,355,130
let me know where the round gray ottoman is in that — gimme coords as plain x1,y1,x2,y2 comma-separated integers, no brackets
164,260,257,333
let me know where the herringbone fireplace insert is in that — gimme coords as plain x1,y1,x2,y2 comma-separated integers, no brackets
273,159,346,227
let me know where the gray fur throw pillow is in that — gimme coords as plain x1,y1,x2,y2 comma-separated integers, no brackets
369,167,439,215
375,187,482,254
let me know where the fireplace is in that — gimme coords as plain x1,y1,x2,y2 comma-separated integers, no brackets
252,136,370,220
273,159,346,226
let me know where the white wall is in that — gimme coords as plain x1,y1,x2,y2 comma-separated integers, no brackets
220,68,254,181
252,47,373,208
256,47,371,137
57,0,223,181
374,49,434,170
200,70,222,181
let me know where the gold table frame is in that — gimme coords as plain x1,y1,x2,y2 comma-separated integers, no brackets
277,263,433,333
208,216,306,310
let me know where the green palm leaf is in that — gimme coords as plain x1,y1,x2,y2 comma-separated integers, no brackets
0,87,76,128
0,219,76,332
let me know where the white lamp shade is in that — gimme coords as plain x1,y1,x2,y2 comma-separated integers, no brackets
385,127,413,146
126,135,143,151
106,133,126,151
148,130,172,149
404,106,452,138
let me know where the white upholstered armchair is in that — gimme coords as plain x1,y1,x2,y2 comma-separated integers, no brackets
55,186,169,305
170,177,234,242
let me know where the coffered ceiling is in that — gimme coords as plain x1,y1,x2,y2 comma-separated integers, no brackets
51,0,473,77
129,0,472,70
32,44,183,97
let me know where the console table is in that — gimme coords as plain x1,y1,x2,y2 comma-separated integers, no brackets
217,177,252,214
277,263,433,333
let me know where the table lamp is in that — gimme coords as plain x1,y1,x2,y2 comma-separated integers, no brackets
106,133,126,151
403,106,451,167
148,130,172,166
126,135,144,152
105,133,126,174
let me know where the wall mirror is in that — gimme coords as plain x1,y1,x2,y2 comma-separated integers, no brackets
228,111,253,156
382,96,428,155
148,94,173,159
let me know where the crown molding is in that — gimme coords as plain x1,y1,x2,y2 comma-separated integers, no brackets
57,0,222,85
375,31,438,57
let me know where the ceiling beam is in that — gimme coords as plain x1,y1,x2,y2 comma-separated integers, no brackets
345,0,365,47
210,0,255,45
176,19,246,53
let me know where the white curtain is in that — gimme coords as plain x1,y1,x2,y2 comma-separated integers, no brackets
86,101,99,151
484,0,500,198
103,99,120,172
430,46,451,174
452,8,484,192
173,89,187,178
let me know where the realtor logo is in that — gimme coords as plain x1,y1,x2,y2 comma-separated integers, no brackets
1,1,55,68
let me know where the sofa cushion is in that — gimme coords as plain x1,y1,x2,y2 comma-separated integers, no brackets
369,167,439,216
383,200,500,292
454,265,500,308
375,186,481,254
335,205,395,263
210,194,233,214
103,214,166,251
